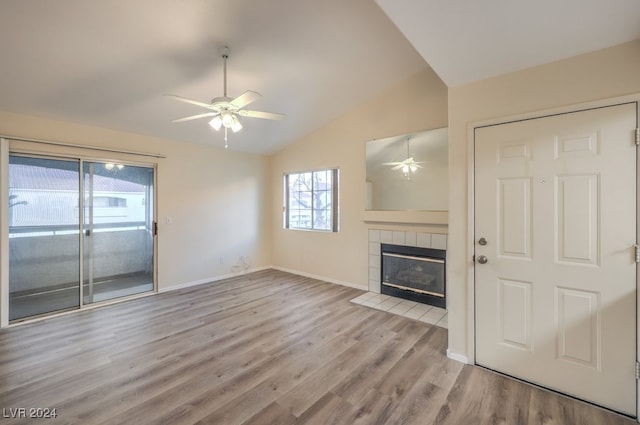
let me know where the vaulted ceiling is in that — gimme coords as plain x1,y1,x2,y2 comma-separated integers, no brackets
0,1,638,155
375,0,640,87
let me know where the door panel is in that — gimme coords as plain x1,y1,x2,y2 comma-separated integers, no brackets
498,177,532,257
475,103,637,415
499,278,532,350
556,174,599,264
82,161,155,305
556,287,599,368
8,156,81,321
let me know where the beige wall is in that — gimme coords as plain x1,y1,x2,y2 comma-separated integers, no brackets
6,39,636,355
447,39,640,360
0,110,272,293
269,67,448,288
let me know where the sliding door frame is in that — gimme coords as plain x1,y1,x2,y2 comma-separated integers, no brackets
0,139,9,327
0,146,158,327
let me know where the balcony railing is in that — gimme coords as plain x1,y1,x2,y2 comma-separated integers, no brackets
9,221,149,238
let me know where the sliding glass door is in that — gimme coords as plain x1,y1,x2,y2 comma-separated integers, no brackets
8,155,156,322
8,156,81,320
82,162,154,305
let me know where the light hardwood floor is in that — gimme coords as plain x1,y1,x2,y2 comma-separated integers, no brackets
0,269,635,425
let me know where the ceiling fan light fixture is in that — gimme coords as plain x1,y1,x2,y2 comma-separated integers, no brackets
167,46,285,148
230,116,243,133
221,111,234,128
209,115,223,131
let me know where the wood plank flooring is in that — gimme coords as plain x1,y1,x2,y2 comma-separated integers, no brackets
0,269,635,425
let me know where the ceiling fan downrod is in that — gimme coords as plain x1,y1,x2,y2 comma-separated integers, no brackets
220,46,230,99
221,46,230,148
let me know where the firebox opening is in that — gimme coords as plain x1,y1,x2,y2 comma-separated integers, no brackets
380,243,446,308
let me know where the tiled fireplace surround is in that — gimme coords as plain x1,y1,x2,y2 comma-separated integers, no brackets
367,229,447,294
356,229,448,327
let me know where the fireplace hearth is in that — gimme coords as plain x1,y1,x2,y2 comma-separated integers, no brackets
380,243,446,308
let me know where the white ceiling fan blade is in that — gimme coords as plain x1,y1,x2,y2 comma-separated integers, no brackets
230,90,262,109
391,164,405,170
164,94,212,109
239,109,286,120
382,162,402,166
172,112,217,123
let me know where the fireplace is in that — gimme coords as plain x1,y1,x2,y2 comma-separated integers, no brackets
380,243,446,308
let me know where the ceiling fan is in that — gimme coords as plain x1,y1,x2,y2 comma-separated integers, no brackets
383,137,425,178
165,46,285,148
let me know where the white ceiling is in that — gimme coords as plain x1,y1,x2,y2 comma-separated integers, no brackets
0,0,426,155
1,1,639,155
376,0,640,87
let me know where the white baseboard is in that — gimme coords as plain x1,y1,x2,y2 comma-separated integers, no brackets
271,266,366,291
446,349,470,364
158,265,272,293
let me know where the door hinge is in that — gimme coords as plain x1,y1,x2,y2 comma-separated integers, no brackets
635,361,640,380
153,221,158,236
635,245,640,263
635,128,640,146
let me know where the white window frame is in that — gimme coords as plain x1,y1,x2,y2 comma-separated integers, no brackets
284,168,339,232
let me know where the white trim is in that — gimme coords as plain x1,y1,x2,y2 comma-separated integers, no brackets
0,138,9,328
469,94,640,130
635,101,640,423
447,349,470,365
466,121,477,364
271,266,366,290
158,266,272,293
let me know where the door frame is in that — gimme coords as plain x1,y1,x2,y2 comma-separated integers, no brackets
467,94,640,418
0,146,159,327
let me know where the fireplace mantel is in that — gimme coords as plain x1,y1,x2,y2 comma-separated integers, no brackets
361,210,448,225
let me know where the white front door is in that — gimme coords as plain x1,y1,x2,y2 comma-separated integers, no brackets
474,102,637,415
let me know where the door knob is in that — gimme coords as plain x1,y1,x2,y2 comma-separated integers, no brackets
478,237,488,246
477,255,488,264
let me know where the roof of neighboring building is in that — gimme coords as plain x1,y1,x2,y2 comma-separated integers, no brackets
9,164,146,192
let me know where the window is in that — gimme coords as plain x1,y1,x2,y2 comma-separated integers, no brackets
284,168,338,232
